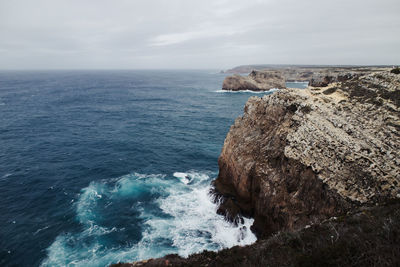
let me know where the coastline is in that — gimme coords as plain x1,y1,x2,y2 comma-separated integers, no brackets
113,68,400,266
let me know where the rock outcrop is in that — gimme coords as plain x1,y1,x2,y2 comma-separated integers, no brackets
215,71,400,238
112,201,400,267
222,66,391,91
222,70,286,91
309,72,360,87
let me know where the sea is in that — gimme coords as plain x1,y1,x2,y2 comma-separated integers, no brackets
0,70,308,266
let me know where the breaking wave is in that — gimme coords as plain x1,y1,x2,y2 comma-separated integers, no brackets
41,172,256,267
214,89,278,94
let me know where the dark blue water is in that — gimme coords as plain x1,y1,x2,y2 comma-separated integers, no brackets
0,70,307,266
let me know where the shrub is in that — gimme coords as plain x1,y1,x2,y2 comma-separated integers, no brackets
390,67,400,74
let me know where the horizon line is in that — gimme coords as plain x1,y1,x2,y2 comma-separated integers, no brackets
0,64,398,72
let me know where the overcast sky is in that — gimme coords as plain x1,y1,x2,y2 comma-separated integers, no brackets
0,0,399,70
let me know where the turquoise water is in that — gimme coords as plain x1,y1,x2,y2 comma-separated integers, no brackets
0,70,305,266
286,81,309,89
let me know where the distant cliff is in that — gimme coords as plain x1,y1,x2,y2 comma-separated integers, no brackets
223,64,392,74
222,70,286,91
221,66,391,91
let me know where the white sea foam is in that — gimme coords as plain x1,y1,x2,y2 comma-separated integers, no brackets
33,225,50,235
287,81,309,84
111,173,167,197
153,183,256,256
173,172,191,184
1,173,12,179
173,171,209,185
76,182,106,225
214,89,278,94
41,171,257,266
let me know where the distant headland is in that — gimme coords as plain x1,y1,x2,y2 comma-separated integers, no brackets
221,64,393,91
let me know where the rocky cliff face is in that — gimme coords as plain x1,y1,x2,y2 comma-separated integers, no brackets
222,66,391,91
308,73,357,87
113,71,400,266
222,70,286,91
215,71,400,237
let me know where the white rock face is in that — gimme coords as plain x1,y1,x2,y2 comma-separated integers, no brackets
222,70,286,91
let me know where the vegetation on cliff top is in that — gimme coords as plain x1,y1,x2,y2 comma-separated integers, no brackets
391,67,400,74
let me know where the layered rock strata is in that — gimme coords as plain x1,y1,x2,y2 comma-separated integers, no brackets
222,66,391,91
215,71,400,237
222,70,286,91
309,72,360,87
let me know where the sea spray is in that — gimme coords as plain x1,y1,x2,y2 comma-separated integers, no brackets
41,172,256,267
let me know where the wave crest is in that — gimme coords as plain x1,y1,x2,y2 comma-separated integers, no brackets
41,171,256,266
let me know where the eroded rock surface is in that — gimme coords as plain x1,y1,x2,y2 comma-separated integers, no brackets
215,71,400,237
309,72,358,87
222,67,391,91
222,70,286,91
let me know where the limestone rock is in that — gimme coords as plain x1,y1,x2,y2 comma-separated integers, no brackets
215,71,400,238
222,70,286,91
309,72,359,87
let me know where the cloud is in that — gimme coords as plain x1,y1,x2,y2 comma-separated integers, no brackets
0,0,399,69
149,22,249,47
150,29,233,47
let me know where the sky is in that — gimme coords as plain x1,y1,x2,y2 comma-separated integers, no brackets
0,0,399,70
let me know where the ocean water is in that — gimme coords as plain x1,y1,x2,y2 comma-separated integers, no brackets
0,70,307,266
286,81,309,89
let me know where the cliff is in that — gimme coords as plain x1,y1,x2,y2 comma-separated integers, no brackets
112,70,400,266
222,70,286,91
224,64,391,75
308,72,358,87
222,66,391,91
215,71,400,237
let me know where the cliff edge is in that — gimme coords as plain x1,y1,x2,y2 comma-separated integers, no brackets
222,70,286,91
215,71,400,237
222,66,390,91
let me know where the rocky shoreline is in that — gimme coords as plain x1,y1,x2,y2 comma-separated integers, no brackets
112,69,400,266
221,66,391,91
